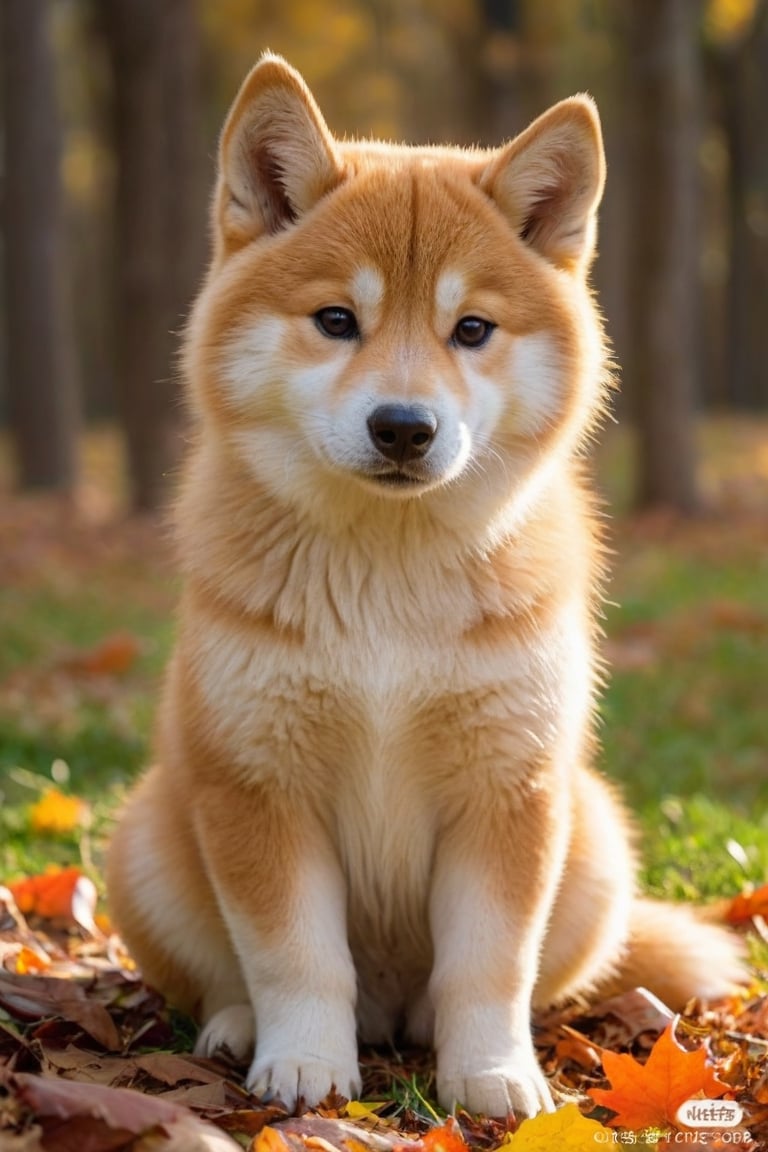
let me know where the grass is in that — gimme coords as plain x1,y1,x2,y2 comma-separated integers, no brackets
598,514,768,900
1,419,767,917
0,493,177,880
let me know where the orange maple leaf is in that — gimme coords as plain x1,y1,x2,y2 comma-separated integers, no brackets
7,866,97,932
725,883,768,924
421,1121,466,1152
588,1024,727,1130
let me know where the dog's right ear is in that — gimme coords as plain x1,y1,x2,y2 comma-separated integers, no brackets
217,54,344,247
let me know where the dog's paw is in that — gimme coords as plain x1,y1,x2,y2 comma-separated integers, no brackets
246,1054,362,1110
194,1004,255,1063
437,1061,554,1120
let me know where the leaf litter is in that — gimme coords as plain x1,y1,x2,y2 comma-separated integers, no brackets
1,877,768,1150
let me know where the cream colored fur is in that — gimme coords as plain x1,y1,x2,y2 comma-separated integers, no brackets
106,54,744,1121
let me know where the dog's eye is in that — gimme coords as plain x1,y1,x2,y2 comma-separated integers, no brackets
452,316,495,349
315,307,359,340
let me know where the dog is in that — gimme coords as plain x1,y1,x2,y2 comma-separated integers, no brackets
106,54,744,1120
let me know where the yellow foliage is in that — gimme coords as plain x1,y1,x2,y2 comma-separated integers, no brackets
705,0,758,45
504,1104,609,1150
29,788,89,834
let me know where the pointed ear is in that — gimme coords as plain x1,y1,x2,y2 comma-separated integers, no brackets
478,96,605,271
218,53,344,243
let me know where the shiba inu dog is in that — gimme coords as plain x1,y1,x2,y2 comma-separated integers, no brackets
106,54,744,1120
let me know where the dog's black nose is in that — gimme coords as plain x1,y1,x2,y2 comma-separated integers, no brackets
367,404,438,464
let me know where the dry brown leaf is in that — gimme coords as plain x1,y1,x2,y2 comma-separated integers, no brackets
587,987,675,1047
7,1071,239,1151
0,970,121,1051
133,1051,228,1088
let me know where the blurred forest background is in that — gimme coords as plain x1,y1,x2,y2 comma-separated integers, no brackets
0,0,767,514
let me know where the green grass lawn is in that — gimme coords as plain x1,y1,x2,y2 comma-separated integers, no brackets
600,527,768,901
1,420,767,917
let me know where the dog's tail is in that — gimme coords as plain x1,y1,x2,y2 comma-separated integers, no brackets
598,897,747,1008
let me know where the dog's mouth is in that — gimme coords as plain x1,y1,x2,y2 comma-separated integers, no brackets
370,469,426,488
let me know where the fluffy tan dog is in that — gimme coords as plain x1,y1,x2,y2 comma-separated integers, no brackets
106,55,743,1120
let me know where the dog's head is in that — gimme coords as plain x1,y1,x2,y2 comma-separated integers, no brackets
185,55,608,525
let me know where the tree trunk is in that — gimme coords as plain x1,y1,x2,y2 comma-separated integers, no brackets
476,0,550,146
1,0,78,492
719,2,768,409
625,0,702,513
104,0,206,513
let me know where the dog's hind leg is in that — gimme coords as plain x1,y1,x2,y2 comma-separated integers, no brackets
106,765,254,1060
533,766,635,1007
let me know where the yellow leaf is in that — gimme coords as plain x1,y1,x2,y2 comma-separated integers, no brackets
29,788,89,834
507,1104,609,1150
343,1101,388,1119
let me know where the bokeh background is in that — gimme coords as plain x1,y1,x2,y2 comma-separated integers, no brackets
2,0,768,513
0,1,767,905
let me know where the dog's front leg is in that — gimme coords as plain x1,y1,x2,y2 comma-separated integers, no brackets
429,780,563,1120
195,782,360,1110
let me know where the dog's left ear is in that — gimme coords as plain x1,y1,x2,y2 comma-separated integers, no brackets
479,96,605,271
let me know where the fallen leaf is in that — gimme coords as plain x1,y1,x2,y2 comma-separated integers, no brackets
60,631,142,677
70,876,101,936
160,1081,233,1110
586,987,675,1050
29,789,90,835
554,1028,603,1071
7,867,98,934
281,1115,417,1151
254,1127,294,1152
725,884,768,925
420,1119,465,1152
216,1107,289,1139
1,885,30,932
0,969,121,1050
344,1101,390,1121
505,1104,608,1149
588,1023,727,1130
14,946,52,975
38,1043,130,1085
6,1070,239,1151
704,600,768,634
133,1051,228,1087
9,868,82,919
